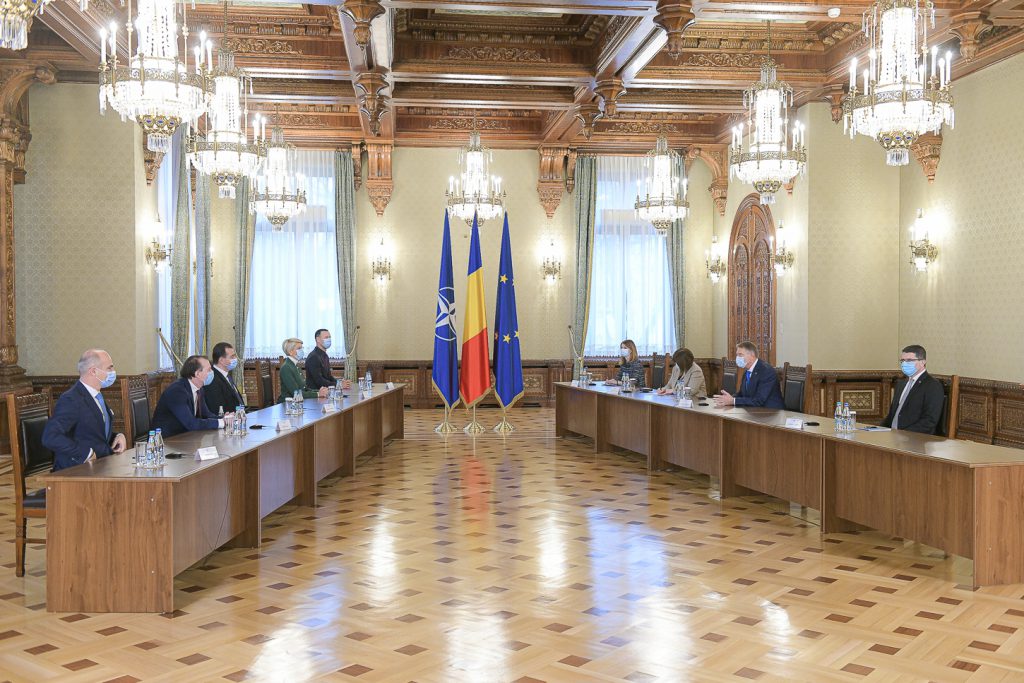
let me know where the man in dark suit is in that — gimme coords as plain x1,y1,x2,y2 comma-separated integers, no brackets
881,344,945,434
204,342,245,415
43,349,128,471
152,355,234,438
712,340,785,409
305,328,337,391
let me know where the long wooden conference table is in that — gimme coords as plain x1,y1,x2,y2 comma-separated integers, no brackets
555,382,1024,587
43,384,404,613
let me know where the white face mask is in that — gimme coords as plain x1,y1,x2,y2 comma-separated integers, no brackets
619,347,630,358
735,355,747,369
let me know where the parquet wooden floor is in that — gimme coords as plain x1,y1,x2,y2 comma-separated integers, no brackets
1,408,1024,682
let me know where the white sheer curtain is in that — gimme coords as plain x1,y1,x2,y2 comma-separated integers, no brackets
585,156,676,357
245,150,346,358
155,132,178,368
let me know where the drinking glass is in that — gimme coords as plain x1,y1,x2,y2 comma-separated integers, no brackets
133,439,147,466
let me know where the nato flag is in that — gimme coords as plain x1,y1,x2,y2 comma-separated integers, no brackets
493,213,524,409
431,210,460,409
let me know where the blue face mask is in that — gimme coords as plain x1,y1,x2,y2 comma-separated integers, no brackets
227,358,238,371
203,370,215,386
900,360,918,377
99,369,116,389
296,348,306,360
322,338,332,350
735,355,747,369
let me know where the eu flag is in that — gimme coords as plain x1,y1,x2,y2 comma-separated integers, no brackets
431,210,459,409
493,213,524,409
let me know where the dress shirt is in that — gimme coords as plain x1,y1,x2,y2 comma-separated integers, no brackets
891,368,925,428
79,380,105,462
191,382,225,428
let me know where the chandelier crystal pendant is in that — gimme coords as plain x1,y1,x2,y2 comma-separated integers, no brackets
250,119,306,230
187,39,265,199
634,134,688,235
729,21,806,205
842,0,954,166
445,121,505,226
2,0,88,51
98,0,213,153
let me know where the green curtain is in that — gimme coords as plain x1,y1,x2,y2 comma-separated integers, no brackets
334,150,358,381
572,156,597,379
665,155,686,350
234,177,255,399
170,133,192,369
193,172,212,356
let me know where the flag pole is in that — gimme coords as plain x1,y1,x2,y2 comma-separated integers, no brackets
465,405,484,434
435,404,456,433
493,407,514,433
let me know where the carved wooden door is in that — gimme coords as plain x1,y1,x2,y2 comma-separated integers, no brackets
728,194,777,364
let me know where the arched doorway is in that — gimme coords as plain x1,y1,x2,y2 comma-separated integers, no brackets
728,194,777,364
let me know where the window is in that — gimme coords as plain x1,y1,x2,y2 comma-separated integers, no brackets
245,149,346,358
584,155,676,357
155,132,179,369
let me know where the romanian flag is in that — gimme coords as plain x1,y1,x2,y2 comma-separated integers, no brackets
431,210,460,409
493,213,524,409
459,214,491,407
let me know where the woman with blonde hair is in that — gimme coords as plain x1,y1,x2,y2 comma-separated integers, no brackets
279,338,328,402
605,339,645,388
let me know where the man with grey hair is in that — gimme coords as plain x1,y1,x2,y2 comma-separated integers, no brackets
43,348,127,471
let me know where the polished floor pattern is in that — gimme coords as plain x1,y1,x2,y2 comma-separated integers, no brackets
1,408,1024,682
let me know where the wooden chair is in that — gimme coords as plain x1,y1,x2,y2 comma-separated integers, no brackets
782,363,814,414
721,357,740,394
650,352,667,389
934,374,959,438
6,391,54,577
258,359,276,407
120,375,151,443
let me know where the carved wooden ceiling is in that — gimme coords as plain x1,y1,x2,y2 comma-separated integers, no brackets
4,0,1023,214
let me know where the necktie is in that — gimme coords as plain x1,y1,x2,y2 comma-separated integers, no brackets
891,379,915,428
195,389,203,417
744,370,752,391
95,392,110,438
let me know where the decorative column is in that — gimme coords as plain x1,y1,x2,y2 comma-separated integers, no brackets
536,146,568,218
364,141,393,216
0,61,55,392
654,0,696,61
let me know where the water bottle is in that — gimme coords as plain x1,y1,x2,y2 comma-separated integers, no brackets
154,428,165,466
146,430,156,467
834,402,843,433
236,405,247,435
336,379,344,395
293,389,303,414
842,402,852,433
218,405,224,420
364,370,372,393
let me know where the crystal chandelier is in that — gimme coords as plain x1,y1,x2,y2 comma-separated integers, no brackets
445,121,505,225
250,119,306,229
98,0,213,153
842,0,954,166
1,0,87,51
634,135,688,234
729,22,806,205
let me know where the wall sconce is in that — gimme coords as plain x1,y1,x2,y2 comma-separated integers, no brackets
145,215,172,269
772,221,795,276
909,208,938,272
371,236,392,282
541,239,561,282
705,234,726,283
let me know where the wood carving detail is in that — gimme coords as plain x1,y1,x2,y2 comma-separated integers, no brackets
340,0,385,51
428,118,510,131
364,142,393,216
729,194,777,364
684,53,758,68
948,11,993,62
911,132,942,183
654,0,696,61
442,46,550,63
537,146,568,218
222,38,302,55
354,72,389,137
604,121,679,134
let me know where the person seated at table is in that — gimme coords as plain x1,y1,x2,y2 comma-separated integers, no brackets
281,337,328,402
152,355,234,438
204,341,245,416
43,349,128,471
605,339,645,387
712,341,784,409
657,348,707,397
305,328,338,391
880,344,945,434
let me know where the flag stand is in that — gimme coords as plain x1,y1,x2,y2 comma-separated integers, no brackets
493,408,514,433
464,406,484,434
435,405,457,434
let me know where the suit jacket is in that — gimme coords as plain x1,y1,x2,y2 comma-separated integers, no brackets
304,346,335,390
664,364,708,397
151,378,220,438
734,360,785,409
43,381,118,471
204,368,244,415
881,371,945,434
280,357,319,402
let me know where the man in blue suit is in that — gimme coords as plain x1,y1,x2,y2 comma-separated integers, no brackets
43,349,127,471
152,355,234,438
713,340,786,409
